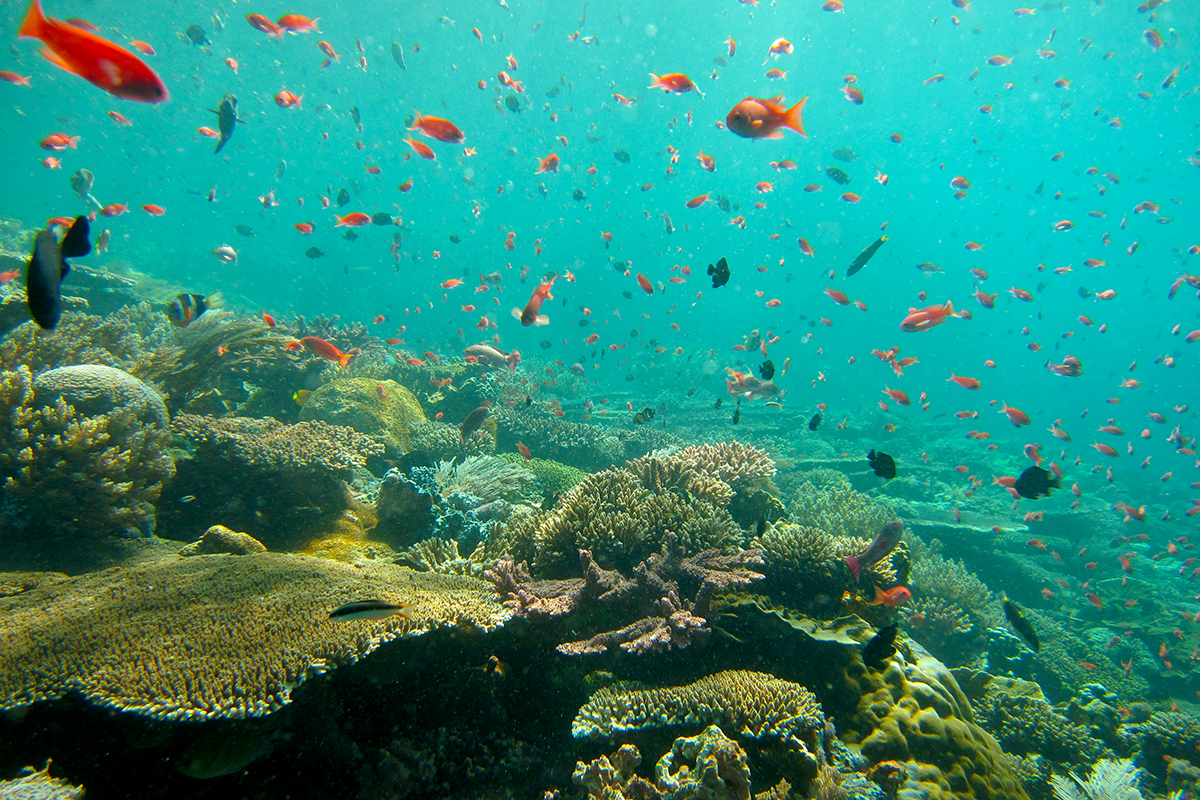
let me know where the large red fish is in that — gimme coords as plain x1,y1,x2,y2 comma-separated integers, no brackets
18,0,168,103
726,96,807,139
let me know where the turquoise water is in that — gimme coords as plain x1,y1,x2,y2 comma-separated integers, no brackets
3,0,1200,794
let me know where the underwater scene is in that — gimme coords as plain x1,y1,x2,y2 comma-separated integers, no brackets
1,0,1198,797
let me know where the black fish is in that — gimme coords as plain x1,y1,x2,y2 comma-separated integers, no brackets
26,216,90,330
622,290,633,299
391,41,407,69
713,398,723,410
732,398,741,425
397,450,434,473
634,407,655,425
847,235,888,277
185,24,209,46
343,230,358,242
336,188,350,207
686,388,696,398
329,599,415,622
210,94,241,154
707,256,730,288
1014,466,1061,500
541,490,561,511
861,623,898,669
539,340,553,350
305,247,324,259
809,413,822,431
759,360,775,380
868,449,897,480
371,212,393,226
826,166,851,185
1001,595,1040,652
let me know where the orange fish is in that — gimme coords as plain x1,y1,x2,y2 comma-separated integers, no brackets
318,40,340,61
648,72,703,96
726,96,807,139
872,586,912,607
536,153,559,173
513,278,555,326
404,136,436,160
408,109,464,144
883,387,911,406
335,212,372,227
274,90,303,109
294,222,314,234
19,0,168,103
0,70,31,85
247,13,285,38
277,14,320,33
108,110,132,125
686,192,710,209
947,373,980,390
140,203,165,216
697,151,716,172
998,402,1031,427
900,301,958,332
301,336,355,368
636,273,654,295
517,441,532,460
798,238,816,257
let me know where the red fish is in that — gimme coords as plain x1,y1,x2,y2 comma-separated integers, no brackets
636,273,654,295
335,212,372,227
900,301,958,332
725,96,807,139
277,14,320,33
19,0,168,103
686,192,710,209
947,373,980,390
40,132,79,150
872,586,912,607
513,278,555,326
274,90,303,109
0,70,31,85
404,136,436,160
648,72,703,96
408,109,464,143
247,13,285,38
998,402,1031,427
300,336,355,368
535,153,559,173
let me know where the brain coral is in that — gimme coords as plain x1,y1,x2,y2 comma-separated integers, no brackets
33,363,169,428
572,669,825,745
299,377,426,452
0,552,509,721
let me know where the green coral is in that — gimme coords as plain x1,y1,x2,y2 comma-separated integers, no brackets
975,684,1107,768
572,669,825,745
300,377,426,453
497,452,587,496
789,480,894,540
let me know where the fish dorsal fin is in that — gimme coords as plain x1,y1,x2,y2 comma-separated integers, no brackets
60,216,91,258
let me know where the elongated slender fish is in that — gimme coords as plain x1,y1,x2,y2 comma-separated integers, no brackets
1000,593,1040,652
329,599,416,622
847,234,888,277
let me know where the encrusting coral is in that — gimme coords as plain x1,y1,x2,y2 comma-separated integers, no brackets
299,377,427,453
0,365,175,560
0,552,509,721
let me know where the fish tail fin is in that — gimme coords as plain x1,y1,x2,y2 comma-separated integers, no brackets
205,291,225,310
844,556,862,582
534,314,549,326
295,94,303,110
945,299,958,317
18,0,45,39
784,95,808,137
647,73,663,89
334,215,346,227
871,585,884,604
337,352,356,369
506,350,520,371
408,109,422,131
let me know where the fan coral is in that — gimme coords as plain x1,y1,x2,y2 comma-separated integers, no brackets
0,552,509,721
0,365,175,563
572,669,825,746
789,480,894,540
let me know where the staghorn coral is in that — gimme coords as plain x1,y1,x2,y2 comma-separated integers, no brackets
655,724,752,800
572,670,826,746
789,480,894,541
433,455,534,502
976,684,1107,767
286,312,372,353
0,365,175,559
556,587,712,656
530,467,743,576
909,554,999,622
0,303,170,374
0,552,508,721
300,377,427,453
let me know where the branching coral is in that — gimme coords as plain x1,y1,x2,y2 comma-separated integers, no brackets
662,442,777,489
491,405,682,470
0,365,175,552
905,597,978,665
789,480,894,540
0,552,509,721
0,761,85,799
410,418,495,460
976,685,1107,768
1120,712,1200,768
396,537,486,577
0,303,170,374
572,670,825,746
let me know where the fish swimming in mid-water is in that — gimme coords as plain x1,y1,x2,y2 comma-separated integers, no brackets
1013,466,1061,500
167,292,223,327
759,360,775,380
26,215,90,329
210,94,241,154
460,401,492,445
868,449,897,480
329,599,416,622
847,235,888,277
844,520,904,582
633,406,655,425
861,623,898,669
808,413,822,431
707,256,730,288
1000,593,1040,652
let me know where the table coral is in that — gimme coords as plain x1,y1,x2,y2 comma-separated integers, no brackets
0,552,509,721
572,669,826,748
0,365,175,560
660,442,777,489
300,377,427,453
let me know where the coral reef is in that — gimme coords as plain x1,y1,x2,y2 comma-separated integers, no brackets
572,743,658,799
789,480,895,541
492,405,683,470
497,452,588,497
655,725,752,800
432,455,533,502
0,761,85,799
396,537,487,577
179,524,268,556
971,676,1107,767
374,467,492,551
0,365,175,567
1050,759,1143,800
572,670,825,750
410,418,496,461
905,597,978,666
0,552,509,721
0,304,169,374
659,442,778,489
299,377,426,453
1120,712,1200,777
163,414,384,549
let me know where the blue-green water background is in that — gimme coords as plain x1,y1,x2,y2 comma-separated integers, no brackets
1,0,1197,515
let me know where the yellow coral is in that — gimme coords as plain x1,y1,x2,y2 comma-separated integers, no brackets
0,552,509,720
299,377,427,452
789,480,895,540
